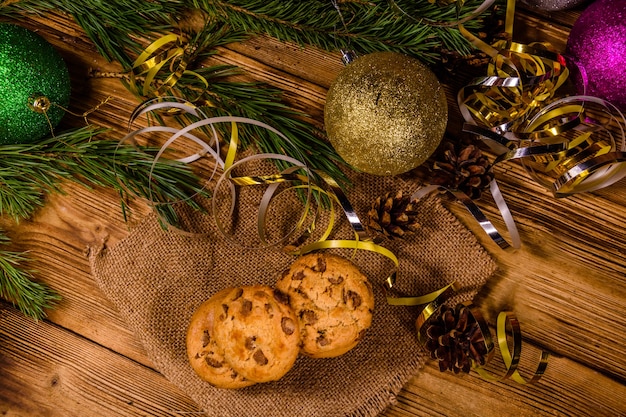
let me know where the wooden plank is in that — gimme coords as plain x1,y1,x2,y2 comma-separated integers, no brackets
0,304,200,417
0,183,152,367
4,299,623,417
385,358,626,417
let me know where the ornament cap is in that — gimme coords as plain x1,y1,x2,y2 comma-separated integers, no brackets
28,94,52,114
340,49,358,65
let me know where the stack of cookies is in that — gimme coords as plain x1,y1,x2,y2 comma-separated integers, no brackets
186,252,375,388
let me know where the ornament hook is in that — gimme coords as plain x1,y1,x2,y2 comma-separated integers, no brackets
28,94,52,114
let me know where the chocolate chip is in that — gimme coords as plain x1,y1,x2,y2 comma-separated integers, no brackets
316,334,330,346
313,257,327,272
245,336,257,350
328,275,344,285
344,290,362,309
253,349,268,365
241,299,253,316
205,357,223,368
231,288,243,301
293,270,306,280
219,304,229,321
300,309,318,325
273,289,290,305
202,330,211,348
281,317,296,335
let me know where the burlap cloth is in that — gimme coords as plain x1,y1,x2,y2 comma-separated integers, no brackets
89,169,497,417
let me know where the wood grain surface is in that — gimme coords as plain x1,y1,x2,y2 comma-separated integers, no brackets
1,4,626,417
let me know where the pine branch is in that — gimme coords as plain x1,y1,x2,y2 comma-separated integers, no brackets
0,126,209,318
2,0,503,67
0,126,208,225
0,0,181,66
0,232,60,320
193,0,499,62
112,21,350,186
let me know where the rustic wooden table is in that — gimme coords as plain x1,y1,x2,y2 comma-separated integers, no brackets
1,4,625,417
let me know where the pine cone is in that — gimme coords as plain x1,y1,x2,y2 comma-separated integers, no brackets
429,141,494,199
366,190,421,240
423,304,490,374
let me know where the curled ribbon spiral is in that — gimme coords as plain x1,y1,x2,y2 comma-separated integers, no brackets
456,0,626,197
119,99,548,383
118,99,455,309
127,33,209,101
118,12,555,381
391,0,626,250
388,0,553,382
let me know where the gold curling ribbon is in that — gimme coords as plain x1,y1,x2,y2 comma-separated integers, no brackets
128,33,208,100
218,134,449,306
458,0,626,197
464,96,626,197
472,309,550,384
125,99,454,307
457,0,569,130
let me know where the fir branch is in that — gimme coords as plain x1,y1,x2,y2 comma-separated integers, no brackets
0,126,209,317
110,21,350,185
0,126,208,225
0,232,60,320
193,0,499,62
2,0,503,67
0,0,182,66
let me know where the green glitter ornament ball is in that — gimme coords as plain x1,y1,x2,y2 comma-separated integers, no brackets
324,52,447,176
0,23,71,145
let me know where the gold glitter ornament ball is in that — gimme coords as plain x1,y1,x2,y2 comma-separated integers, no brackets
324,52,448,176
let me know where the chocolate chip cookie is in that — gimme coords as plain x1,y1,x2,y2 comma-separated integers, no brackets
212,285,301,383
186,288,256,389
276,252,375,358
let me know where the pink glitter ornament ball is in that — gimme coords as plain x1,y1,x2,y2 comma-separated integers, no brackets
566,0,626,110
520,0,586,12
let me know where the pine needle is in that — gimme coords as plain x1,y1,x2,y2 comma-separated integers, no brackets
3,0,503,66
0,233,60,320
193,0,498,61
